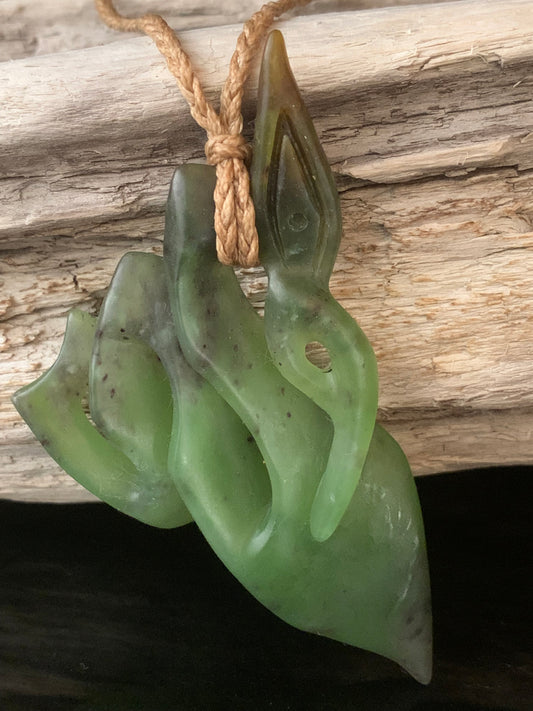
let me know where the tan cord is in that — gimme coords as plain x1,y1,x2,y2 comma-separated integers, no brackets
94,0,311,267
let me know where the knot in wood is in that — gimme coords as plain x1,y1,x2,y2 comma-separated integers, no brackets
205,134,251,165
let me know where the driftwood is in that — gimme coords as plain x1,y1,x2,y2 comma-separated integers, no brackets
0,0,452,61
1,0,533,502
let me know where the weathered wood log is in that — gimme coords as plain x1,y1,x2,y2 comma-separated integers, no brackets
1,0,533,502
0,0,454,61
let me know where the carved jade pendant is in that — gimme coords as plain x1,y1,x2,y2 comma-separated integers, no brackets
13,31,432,683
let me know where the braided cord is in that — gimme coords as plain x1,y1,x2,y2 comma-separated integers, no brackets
95,0,311,267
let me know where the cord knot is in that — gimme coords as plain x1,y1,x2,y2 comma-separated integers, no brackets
95,0,312,268
205,134,251,165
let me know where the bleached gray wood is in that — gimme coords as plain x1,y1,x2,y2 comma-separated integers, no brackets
1,0,532,501
0,0,459,61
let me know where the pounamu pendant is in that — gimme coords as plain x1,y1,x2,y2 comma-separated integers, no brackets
13,31,432,683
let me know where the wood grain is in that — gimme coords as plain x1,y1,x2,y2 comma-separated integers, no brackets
0,0,457,61
1,0,532,501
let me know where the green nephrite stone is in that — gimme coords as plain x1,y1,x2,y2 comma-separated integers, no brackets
12,30,432,684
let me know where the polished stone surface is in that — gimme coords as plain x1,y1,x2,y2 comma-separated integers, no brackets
11,31,431,682
0,466,530,710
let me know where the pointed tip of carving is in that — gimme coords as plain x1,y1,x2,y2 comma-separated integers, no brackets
399,636,433,685
264,28,288,62
394,578,433,685
309,494,342,543
310,463,364,543
261,29,299,102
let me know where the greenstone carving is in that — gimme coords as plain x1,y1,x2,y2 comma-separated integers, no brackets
12,30,432,683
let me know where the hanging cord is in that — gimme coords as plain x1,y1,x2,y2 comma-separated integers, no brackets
94,0,312,267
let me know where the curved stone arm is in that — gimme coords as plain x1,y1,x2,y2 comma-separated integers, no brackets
99,251,273,560
251,31,379,542
164,163,432,684
12,306,190,528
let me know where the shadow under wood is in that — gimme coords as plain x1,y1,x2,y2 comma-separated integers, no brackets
0,466,530,710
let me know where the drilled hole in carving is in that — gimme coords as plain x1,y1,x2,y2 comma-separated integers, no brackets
287,211,309,232
305,341,332,372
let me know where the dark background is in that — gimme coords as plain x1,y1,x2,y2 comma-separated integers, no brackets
1,466,531,710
